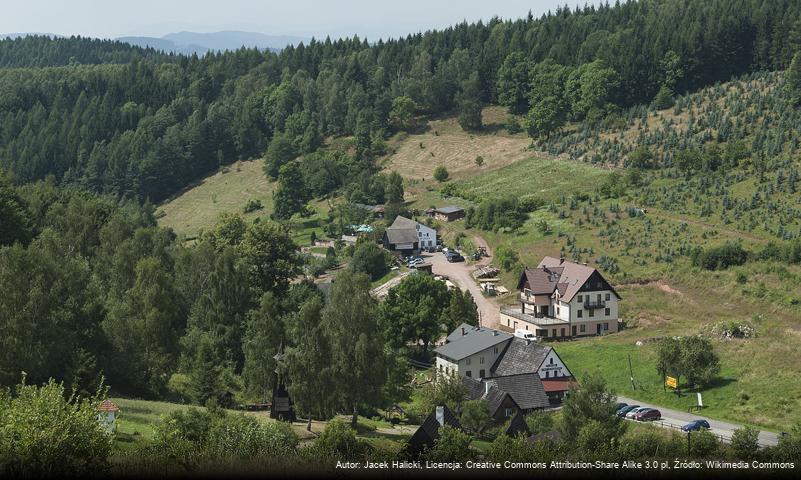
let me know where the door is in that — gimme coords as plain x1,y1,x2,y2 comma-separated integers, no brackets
560,328,565,337
572,326,577,336
596,323,602,334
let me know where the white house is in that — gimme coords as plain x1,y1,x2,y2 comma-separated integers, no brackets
500,256,621,339
383,216,437,255
435,325,576,403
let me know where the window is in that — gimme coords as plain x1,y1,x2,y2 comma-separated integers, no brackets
605,308,610,316
479,369,485,378
556,306,560,315
545,370,550,378
466,371,472,377
480,357,485,365
604,323,609,331
580,324,586,333
605,293,611,301
597,293,602,302
550,358,555,364
494,347,499,354
466,358,471,366
589,309,595,317
505,408,514,418
552,329,556,337
577,310,583,318
577,295,583,302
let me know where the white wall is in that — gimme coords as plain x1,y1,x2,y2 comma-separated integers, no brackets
416,222,437,248
569,290,618,323
538,350,571,379
436,341,509,379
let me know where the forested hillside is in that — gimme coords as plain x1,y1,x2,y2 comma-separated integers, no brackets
0,34,176,67
2,0,801,204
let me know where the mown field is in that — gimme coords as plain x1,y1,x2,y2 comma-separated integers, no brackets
381,106,531,181
157,159,276,238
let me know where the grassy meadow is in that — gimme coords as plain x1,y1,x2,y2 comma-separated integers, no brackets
157,159,276,238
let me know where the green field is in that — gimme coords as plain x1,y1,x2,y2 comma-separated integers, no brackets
449,155,613,202
157,159,276,238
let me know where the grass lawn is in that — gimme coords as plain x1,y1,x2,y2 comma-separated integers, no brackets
111,397,197,449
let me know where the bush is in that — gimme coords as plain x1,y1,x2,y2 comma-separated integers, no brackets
731,426,760,459
618,428,684,459
691,243,749,270
151,406,298,467
690,429,720,457
434,166,449,182
243,199,264,213
495,246,520,272
349,241,391,280
425,425,473,462
525,410,555,435
460,399,492,435
314,418,369,459
0,378,113,476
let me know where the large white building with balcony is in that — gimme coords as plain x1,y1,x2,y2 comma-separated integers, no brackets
500,256,621,339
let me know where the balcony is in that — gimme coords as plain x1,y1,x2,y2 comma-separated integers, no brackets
501,307,568,326
583,300,606,310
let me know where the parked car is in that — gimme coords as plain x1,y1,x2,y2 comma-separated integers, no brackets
614,402,628,412
446,252,464,263
634,409,661,421
616,405,639,417
407,259,423,267
626,407,649,419
681,420,711,432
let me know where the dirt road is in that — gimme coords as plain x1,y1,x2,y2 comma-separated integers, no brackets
427,250,501,328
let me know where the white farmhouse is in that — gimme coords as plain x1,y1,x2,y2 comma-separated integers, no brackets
500,256,622,339
383,215,437,255
435,325,576,404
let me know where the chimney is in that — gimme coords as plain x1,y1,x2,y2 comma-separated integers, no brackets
461,327,466,336
493,330,499,336
484,382,490,396
435,406,445,426
559,255,565,265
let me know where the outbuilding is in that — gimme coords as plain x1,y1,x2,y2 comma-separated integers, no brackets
434,206,465,222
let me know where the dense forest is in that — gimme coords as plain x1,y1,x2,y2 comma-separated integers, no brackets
2,0,801,205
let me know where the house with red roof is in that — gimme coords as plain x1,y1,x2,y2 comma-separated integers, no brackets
500,256,622,339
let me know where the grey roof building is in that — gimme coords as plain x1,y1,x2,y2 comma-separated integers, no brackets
434,326,512,363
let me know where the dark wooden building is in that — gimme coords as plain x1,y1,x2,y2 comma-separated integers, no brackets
406,405,462,457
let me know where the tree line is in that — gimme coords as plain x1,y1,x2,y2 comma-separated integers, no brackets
2,0,801,204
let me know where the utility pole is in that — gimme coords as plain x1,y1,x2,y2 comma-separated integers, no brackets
628,354,636,391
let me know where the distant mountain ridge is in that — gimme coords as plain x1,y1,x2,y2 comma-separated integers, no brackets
117,31,310,55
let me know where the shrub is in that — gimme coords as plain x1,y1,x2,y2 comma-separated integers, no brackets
525,410,555,435
0,378,113,477
691,243,749,270
243,199,264,213
730,426,760,459
690,429,720,457
425,425,473,462
434,166,450,183
459,399,492,435
314,418,369,459
349,241,391,280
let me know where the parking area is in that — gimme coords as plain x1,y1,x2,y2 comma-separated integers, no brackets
617,396,780,447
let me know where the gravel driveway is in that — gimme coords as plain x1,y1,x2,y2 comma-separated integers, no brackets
427,250,501,328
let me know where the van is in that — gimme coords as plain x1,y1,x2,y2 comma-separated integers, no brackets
514,329,538,341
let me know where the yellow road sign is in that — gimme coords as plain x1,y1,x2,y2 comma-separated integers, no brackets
665,376,678,389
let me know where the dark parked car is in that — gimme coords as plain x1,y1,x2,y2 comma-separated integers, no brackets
616,405,639,417
681,420,711,432
446,252,464,263
614,402,628,412
634,408,661,421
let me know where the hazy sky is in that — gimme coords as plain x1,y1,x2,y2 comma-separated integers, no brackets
1,0,587,40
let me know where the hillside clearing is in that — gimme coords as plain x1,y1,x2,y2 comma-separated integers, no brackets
381,107,531,181
157,159,275,238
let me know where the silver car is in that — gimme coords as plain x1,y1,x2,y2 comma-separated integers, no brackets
626,407,650,419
